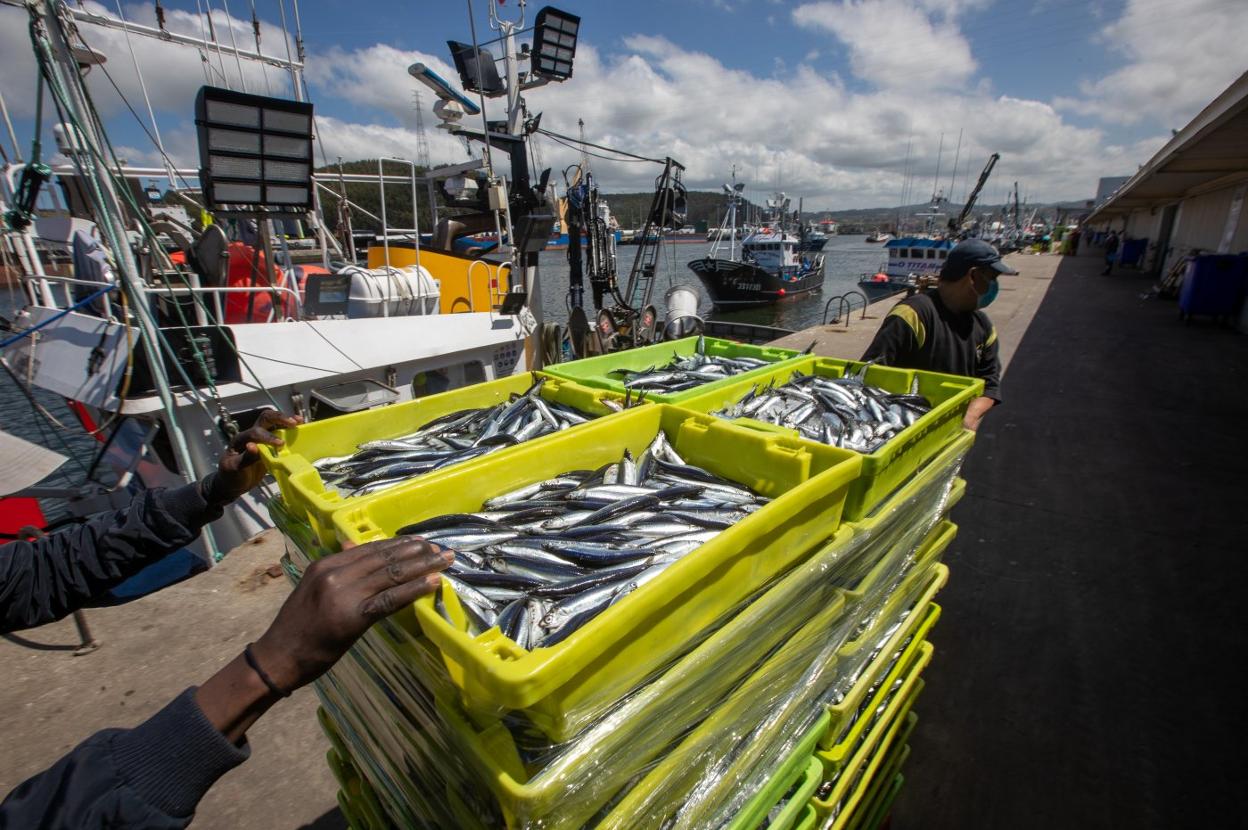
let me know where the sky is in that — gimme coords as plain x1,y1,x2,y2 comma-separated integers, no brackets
1,0,1245,210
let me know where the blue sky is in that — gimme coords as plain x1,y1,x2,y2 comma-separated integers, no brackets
1,0,1245,208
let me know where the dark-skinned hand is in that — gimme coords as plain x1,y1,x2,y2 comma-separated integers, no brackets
208,409,303,505
248,537,453,692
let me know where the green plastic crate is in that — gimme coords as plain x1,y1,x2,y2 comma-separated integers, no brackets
541,336,803,403
850,739,912,830
334,404,862,739
679,358,983,520
731,755,824,830
793,803,819,830
260,371,627,549
865,773,905,830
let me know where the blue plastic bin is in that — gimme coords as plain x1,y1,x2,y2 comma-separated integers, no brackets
1178,254,1248,319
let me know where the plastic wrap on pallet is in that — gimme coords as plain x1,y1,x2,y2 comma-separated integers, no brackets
278,443,966,829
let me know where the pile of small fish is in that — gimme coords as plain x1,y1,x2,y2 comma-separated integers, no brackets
716,365,933,453
609,336,775,394
313,378,616,497
407,430,768,650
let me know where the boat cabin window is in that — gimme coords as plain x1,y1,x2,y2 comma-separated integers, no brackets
926,249,936,259
938,250,948,259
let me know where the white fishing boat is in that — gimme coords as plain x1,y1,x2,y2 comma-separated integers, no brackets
0,0,570,585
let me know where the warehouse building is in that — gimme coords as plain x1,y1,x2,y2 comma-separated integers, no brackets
1087,71,1248,287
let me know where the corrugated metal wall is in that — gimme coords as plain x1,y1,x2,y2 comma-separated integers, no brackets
1170,185,1247,252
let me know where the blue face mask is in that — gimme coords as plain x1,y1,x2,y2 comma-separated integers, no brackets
977,278,999,309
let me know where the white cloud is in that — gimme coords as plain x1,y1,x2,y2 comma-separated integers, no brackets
1054,0,1248,127
793,0,977,90
0,2,1176,211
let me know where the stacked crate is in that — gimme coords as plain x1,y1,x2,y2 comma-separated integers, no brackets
263,342,978,830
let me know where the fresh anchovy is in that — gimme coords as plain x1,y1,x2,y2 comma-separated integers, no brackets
317,377,616,498
607,337,775,394
716,369,934,453
399,430,770,649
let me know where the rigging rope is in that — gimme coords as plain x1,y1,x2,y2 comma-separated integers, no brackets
112,0,176,186
536,127,665,165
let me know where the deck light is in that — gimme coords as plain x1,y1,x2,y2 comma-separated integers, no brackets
195,86,314,215
531,6,580,82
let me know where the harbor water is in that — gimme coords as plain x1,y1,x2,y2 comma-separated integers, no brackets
536,234,886,331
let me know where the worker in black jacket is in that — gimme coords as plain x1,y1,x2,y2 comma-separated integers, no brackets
0,411,453,828
862,238,1016,431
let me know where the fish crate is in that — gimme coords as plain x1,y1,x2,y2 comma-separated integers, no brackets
679,357,983,521
595,599,850,829
727,754,825,830
261,372,628,550
812,648,930,826
823,561,947,754
425,523,853,829
862,773,905,830
334,405,862,736
541,336,803,403
793,803,819,830
822,598,939,766
849,741,912,830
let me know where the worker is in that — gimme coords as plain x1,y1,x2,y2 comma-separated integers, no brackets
0,411,453,827
862,238,1015,431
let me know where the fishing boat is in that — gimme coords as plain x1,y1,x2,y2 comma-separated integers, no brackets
0,0,564,577
688,185,824,309
857,236,952,300
865,230,893,243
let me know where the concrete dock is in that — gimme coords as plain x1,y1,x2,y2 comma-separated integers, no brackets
1,249,1243,827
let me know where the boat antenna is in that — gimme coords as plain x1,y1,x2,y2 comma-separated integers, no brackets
948,128,962,214
931,131,944,203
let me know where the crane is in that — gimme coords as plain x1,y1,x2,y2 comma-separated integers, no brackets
951,152,1000,234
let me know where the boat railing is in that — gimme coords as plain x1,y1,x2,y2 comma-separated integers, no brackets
822,290,869,327
21,272,305,324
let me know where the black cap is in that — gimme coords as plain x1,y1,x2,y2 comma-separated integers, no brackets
940,238,1019,280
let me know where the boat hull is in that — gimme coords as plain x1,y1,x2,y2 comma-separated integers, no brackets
688,258,824,309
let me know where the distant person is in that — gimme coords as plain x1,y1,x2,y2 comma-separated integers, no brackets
0,411,453,827
1102,231,1119,274
862,239,1015,432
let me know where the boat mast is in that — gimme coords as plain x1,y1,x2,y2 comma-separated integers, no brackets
30,0,219,555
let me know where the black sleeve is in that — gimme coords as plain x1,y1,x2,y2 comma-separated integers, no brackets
0,477,224,634
977,331,1003,403
0,688,249,829
862,313,919,365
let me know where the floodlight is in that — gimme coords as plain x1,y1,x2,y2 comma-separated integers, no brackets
195,86,314,215
531,6,580,81
448,41,505,96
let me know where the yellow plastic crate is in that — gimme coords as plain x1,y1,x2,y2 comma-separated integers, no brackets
596,597,849,829
680,359,983,520
823,595,940,761
334,404,862,736
823,558,949,752
813,644,931,826
430,525,854,829
261,371,626,549
864,773,905,830
794,803,819,830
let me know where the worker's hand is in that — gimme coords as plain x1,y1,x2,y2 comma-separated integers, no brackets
962,396,996,432
248,537,453,692
207,410,303,505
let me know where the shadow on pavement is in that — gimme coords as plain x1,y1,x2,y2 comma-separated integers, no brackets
891,256,1248,828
